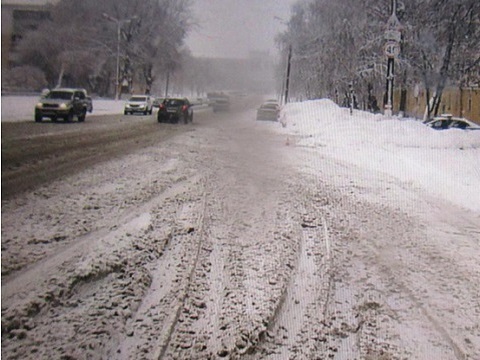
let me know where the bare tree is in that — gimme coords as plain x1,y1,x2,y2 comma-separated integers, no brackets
277,0,479,117
403,0,480,118
15,0,193,96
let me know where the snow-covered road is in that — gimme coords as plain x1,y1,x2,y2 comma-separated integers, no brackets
2,95,479,359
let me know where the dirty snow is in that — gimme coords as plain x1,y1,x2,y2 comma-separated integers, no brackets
2,95,480,359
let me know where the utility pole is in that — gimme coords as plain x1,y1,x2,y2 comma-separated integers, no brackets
349,82,355,115
164,71,170,98
284,44,292,104
102,13,138,100
383,0,402,116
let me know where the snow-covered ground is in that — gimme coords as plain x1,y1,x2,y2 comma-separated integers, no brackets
3,95,479,212
2,95,480,359
276,99,480,213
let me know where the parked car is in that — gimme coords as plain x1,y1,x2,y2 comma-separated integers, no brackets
157,98,193,124
424,114,480,130
256,101,280,121
124,95,153,115
35,88,93,122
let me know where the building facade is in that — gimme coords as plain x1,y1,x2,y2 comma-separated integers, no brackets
1,0,59,68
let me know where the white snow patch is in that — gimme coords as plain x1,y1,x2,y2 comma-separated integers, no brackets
275,99,480,213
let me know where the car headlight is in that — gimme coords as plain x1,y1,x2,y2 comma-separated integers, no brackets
59,103,68,109
36,102,43,108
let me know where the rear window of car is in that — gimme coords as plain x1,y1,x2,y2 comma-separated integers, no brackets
166,99,185,106
451,121,469,129
130,96,147,101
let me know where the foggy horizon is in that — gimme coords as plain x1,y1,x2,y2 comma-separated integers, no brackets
186,0,296,59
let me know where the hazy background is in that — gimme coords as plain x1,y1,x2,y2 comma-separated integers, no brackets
186,0,296,58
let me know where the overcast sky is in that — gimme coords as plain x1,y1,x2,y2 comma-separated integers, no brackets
186,0,296,59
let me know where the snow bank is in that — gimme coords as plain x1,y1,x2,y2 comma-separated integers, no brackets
280,99,480,213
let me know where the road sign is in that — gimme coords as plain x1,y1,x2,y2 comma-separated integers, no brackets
384,29,401,42
384,41,400,58
386,13,402,31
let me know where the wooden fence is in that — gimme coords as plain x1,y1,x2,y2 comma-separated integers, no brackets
393,86,480,124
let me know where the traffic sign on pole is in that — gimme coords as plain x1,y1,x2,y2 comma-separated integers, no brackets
384,41,400,58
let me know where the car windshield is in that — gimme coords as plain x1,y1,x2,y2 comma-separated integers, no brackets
166,99,185,106
129,96,147,102
45,91,73,100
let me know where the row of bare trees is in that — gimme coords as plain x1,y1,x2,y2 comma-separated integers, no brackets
12,0,192,97
277,0,480,117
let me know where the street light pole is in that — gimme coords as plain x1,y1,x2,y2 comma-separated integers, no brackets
284,44,292,104
115,22,120,101
273,16,292,105
102,13,137,101
383,0,401,117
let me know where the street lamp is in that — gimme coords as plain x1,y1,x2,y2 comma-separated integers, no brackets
102,13,138,100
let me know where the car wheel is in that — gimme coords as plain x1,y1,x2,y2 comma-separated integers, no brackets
124,110,128,115
35,115,42,122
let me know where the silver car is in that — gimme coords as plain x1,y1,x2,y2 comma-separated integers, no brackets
124,95,153,115
256,101,280,121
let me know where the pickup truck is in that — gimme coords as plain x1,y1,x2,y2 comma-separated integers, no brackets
35,88,93,122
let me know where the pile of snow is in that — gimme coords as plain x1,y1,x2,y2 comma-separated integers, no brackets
278,99,480,213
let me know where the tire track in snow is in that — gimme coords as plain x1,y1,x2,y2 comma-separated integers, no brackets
244,189,338,359
156,187,209,359
333,196,472,360
113,176,209,360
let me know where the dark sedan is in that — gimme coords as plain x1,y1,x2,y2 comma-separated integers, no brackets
157,98,193,124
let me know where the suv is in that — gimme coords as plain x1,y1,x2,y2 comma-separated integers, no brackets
157,98,193,123
124,95,153,115
35,88,93,122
